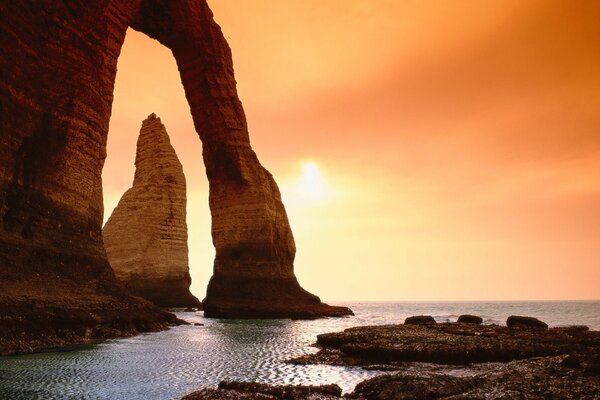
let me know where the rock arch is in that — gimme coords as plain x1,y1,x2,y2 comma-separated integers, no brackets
0,0,350,350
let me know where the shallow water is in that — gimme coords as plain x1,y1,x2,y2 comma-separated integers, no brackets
0,301,598,399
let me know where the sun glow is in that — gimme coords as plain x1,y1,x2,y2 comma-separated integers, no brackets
284,161,333,205
299,162,322,196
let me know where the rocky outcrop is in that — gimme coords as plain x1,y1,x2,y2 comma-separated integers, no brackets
404,315,436,325
282,322,600,399
184,353,600,400
177,320,600,399
295,323,599,366
507,315,548,328
181,382,343,400
457,314,483,324
103,114,200,308
349,356,600,399
1,0,347,353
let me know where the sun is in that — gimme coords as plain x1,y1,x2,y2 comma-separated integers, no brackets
295,161,327,203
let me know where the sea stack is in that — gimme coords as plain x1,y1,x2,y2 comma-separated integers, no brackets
103,114,201,308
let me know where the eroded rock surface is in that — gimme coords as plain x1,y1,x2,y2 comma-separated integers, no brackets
181,381,343,400
348,356,600,400
286,322,600,399
457,314,483,324
293,323,600,366
404,315,436,325
507,315,549,329
103,114,200,308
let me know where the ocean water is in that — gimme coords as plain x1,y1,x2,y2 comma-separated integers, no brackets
0,301,598,399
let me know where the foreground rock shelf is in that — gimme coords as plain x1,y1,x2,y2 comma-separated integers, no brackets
0,289,184,356
182,382,343,400
293,322,599,366
182,320,600,399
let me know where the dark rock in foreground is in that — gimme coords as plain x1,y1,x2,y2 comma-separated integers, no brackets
507,315,548,329
285,322,600,399
457,314,483,324
183,355,600,399
0,292,184,356
294,323,599,366
180,322,600,400
404,315,436,325
347,355,600,399
181,381,342,400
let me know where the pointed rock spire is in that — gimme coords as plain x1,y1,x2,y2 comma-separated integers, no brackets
103,114,201,308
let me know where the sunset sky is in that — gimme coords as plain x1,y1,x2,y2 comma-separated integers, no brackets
103,0,600,301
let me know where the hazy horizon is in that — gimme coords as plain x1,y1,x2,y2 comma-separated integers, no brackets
103,0,600,302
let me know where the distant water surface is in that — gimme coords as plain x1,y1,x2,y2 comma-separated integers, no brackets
0,301,598,399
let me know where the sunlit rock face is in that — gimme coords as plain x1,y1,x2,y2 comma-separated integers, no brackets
103,114,201,308
0,0,350,353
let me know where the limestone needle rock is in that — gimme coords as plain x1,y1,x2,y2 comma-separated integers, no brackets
103,114,201,308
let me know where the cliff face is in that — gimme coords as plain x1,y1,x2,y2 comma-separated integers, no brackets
0,0,350,349
0,1,184,355
103,114,200,308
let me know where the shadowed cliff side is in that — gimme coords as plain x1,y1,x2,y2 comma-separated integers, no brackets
0,1,187,355
103,114,201,308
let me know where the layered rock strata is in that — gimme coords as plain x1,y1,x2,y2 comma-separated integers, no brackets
103,114,200,308
1,0,347,353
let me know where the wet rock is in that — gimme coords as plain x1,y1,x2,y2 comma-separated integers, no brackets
348,373,477,399
193,323,204,327
457,314,483,324
555,325,589,332
346,355,600,399
181,381,343,399
507,315,548,329
404,315,436,325
562,354,582,368
0,298,184,356
103,115,201,308
563,353,600,375
296,323,600,366
290,323,600,399
184,349,600,399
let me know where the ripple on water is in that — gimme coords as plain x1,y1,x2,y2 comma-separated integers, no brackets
1,301,599,399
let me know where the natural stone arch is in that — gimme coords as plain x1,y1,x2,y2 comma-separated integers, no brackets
0,0,350,342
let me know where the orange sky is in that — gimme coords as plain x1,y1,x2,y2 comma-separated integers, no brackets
103,0,600,301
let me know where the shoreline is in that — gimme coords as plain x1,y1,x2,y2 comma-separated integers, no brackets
181,316,600,399
2,305,599,399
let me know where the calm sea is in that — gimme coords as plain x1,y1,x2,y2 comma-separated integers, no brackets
0,301,598,399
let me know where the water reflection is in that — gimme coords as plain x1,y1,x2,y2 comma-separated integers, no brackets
1,301,598,400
